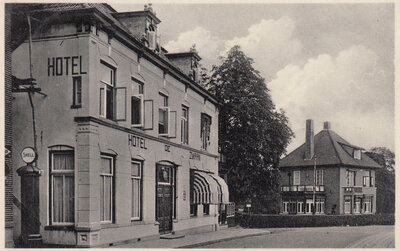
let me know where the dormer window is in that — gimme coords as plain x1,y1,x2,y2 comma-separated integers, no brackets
353,149,361,160
147,25,156,50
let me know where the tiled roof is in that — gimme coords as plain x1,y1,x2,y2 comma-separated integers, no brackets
280,129,381,169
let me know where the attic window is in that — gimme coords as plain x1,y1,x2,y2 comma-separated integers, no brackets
353,149,361,160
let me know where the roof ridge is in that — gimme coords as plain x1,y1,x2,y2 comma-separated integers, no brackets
326,130,344,165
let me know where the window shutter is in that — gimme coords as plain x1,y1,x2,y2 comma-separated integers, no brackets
169,111,177,138
115,87,126,121
143,100,153,130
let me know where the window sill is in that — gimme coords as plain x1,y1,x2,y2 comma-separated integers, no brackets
130,220,145,226
71,104,82,109
44,225,75,231
100,223,119,229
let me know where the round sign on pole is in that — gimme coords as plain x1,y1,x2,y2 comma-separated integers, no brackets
21,147,36,164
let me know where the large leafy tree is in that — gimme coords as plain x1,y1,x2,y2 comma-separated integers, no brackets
206,46,293,212
365,147,395,214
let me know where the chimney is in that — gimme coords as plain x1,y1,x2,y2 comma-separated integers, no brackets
323,121,331,130
305,119,314,160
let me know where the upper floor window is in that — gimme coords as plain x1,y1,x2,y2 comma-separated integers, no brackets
99,61,126,121
72,76,82,108
131,79,144,127
293,170,300,185
201,113,211,150
159,94,169,136
99,61,115,120
354,149,361,160
181,106,189,144
316,170,323,185
346,170,355,187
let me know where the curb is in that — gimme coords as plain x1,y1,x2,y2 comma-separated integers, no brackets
177,230,271,248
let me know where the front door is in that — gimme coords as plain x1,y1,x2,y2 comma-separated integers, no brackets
156,164,174,234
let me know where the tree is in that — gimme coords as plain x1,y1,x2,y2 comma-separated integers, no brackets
365,147,395,214
206,46,293,212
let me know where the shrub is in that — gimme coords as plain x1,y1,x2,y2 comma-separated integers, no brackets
236,213,394,228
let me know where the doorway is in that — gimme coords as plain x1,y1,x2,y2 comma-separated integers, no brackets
156,163,175,234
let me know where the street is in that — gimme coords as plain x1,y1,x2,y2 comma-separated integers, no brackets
198,225,395,248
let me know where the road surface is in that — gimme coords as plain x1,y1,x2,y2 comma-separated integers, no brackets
199,225,394,248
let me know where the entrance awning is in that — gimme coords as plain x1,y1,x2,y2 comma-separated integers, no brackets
192,170,229,204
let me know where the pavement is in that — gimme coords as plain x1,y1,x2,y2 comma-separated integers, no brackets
114,226,271,248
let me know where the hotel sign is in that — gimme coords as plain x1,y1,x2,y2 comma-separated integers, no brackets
48,56,87,76
128,134,147,149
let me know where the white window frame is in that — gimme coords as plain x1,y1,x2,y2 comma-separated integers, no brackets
293,170,300,185
297,201,304,213
131,160,142,221
306,199,313,214
364,196,372,213
99,62,115,120
200,113,212,150
100,155,114,223
316,170,323,185
159,107,170,136
354,149,361,160
131,94,144,127
354,198,361,214
344,196,352,214
283,201,288,213
50,151,75,225
346,170,355,187
181,106,189,144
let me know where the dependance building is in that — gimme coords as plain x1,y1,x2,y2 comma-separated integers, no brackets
11,3,230,247
279,120,381,215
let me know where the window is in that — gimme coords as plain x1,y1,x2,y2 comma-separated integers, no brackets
181,106,189,144
354,197,361,213
50,151,74,224
159,94,169,135
346,170,355,187
282,201,288,213
99,62,115,120
201,113,211,150
370,176,375,187
364,196,373,213
297,201,304,213
316,170,323,185
72,76,82,108
316,198,325,214
190,204,198,216
131,160,142,220
344,196,352,214
306,199,313,214
363,176,370,187
131,79,144,127
354,149,361,160
100,155,114,223
203,204,210,215
293,170,300,185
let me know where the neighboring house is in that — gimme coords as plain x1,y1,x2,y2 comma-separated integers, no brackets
279,120,380,215
11,3,229,247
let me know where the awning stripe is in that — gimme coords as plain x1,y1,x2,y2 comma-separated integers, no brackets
191,170,229,205
209,173,230,204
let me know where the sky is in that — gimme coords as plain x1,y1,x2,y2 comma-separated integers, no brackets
112,2,394,154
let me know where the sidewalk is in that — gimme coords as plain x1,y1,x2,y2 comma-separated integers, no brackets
114,226,271,248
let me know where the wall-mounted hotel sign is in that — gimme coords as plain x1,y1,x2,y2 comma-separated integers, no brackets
48,56,87,76
21,147,36,164
128,134,147,149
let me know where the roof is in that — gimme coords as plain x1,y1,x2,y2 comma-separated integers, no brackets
279,129,381,169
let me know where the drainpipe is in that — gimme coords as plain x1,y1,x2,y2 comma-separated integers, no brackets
313,155,317,214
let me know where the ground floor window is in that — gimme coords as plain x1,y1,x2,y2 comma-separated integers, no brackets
354,197,361,214
306,199,313,214
344,196,352,214
297,201,304,213
282,201,288,213
203,204,210,215
288,201,297,214
131,160,142,220
100,155,114,223
315,198,325,214
50,150,74,224
190,204,198,216
364,195,373,213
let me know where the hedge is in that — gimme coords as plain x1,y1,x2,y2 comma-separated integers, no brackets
236,213,394,228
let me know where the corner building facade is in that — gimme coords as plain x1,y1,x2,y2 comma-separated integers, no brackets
12,4,229,247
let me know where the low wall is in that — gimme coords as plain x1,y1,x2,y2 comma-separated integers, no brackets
236,213,394,228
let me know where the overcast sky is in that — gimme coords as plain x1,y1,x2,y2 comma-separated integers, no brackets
113,2,394,153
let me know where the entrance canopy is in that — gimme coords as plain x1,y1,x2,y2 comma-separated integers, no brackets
192,170,229,204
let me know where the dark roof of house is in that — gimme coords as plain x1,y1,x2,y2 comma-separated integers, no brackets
280,129,381,169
